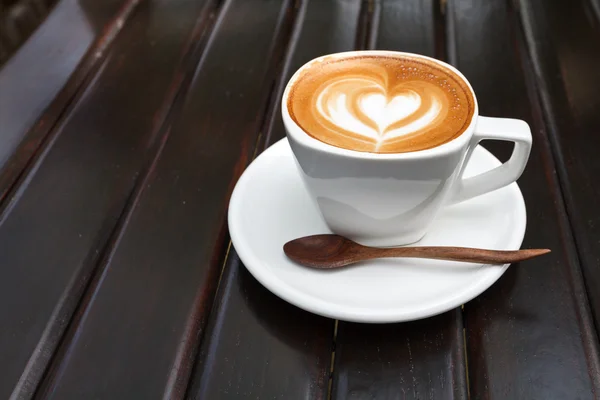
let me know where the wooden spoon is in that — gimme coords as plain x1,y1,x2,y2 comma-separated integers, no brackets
283,234,550,269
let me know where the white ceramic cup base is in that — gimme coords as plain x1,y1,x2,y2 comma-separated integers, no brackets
228,139,526,323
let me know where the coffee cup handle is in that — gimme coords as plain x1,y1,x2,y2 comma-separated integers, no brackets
451,116,532,204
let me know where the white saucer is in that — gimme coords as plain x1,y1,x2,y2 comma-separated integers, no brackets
228,139,526,323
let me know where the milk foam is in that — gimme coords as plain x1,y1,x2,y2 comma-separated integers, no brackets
316,78,443,147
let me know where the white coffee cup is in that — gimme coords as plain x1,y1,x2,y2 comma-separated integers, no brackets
282,51,532,246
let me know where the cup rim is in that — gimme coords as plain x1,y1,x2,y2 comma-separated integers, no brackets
281,50,479,160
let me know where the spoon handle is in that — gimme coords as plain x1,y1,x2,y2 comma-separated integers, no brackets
375,246,550,264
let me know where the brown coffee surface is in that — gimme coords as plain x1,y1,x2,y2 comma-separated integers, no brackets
287,54,475,153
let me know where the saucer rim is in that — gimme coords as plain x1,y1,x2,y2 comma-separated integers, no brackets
228,138,526,323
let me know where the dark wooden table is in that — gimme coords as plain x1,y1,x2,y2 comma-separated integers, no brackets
1,0,599,399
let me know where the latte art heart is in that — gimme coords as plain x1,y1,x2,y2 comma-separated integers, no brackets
358,91,422,132
316,78,446,149
288,55,475,153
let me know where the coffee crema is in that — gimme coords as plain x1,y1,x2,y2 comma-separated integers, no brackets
287,55,475,153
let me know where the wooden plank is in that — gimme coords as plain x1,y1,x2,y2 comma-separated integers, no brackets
187,1,364,398
0,0,136,200
331,1,468,399
189,252,334,399
588,0,600,23
448,0,600,398
518,0,600,331
334,312,467,400
0,0,216,397
35,0,300,398
372,0,436,54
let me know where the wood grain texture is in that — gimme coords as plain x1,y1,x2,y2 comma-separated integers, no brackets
372,0,436,55
518,0,600,333
0,0,137,202
0,0,216,397
187,1,364,398
334,312,466,400
332,1,468,399
448,0,600,398
35,0,298,398
188,251,334,400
